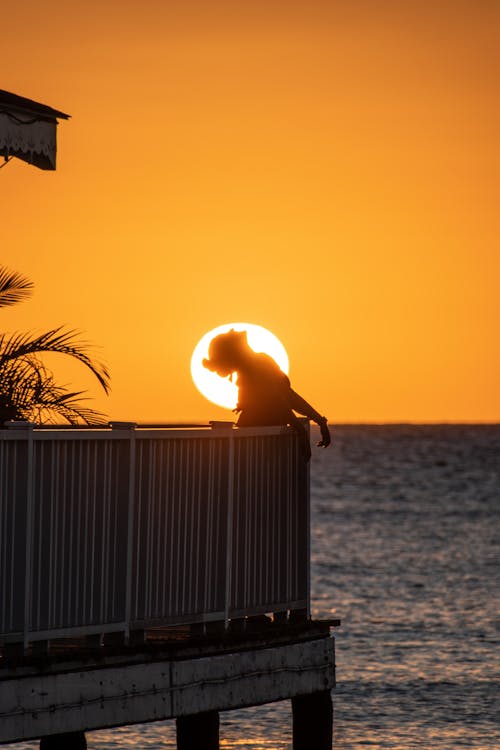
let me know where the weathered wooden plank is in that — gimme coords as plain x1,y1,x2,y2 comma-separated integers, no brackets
0,636,334,744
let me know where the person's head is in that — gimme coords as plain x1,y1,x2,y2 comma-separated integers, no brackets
202,329,250,377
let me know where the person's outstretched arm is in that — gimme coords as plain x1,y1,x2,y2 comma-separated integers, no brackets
289,389,331,447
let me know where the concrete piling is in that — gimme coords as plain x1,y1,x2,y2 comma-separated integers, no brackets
40,731,87,749
292,690,333,750
176,710,220,750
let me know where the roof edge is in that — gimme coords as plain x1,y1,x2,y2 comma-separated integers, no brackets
0,89,70,120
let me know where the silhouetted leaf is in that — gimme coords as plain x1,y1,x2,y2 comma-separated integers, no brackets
0,267,110,426
0,267,34,308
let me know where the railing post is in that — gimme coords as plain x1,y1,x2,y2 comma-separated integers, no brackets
6,422,35,651
111,423,137,641
225,431,235,627
305,421,311,620
24,423,34,652
210,422,235,629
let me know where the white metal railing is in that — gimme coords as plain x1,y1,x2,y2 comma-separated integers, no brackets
0,422,309,646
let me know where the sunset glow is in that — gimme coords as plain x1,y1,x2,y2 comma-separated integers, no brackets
1,1,498,423
191,323,289,409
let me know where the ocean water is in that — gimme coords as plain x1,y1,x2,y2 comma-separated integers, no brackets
7,425,499,749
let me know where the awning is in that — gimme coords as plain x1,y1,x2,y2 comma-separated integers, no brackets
0,89,70,170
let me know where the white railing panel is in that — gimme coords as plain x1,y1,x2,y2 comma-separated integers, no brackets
230,431,308,616
130,436,230,624
29,438,129,632
0,425,309,644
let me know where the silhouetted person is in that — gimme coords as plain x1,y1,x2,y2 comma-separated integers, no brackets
203,329,330,460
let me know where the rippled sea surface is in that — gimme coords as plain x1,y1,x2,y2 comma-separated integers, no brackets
8,426,500,749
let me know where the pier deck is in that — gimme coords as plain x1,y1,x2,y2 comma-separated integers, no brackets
0,619,338,747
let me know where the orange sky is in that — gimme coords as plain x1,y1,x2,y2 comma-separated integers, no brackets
2,0,499,423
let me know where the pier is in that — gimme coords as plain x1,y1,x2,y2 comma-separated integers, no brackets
0,422,337,748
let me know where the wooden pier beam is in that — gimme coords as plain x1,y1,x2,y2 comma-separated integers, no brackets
176,710,220,750
292,690,333,750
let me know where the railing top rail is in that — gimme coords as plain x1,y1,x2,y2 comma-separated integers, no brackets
0,422,296,441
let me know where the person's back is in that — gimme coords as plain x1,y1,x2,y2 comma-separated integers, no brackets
236,351,293,427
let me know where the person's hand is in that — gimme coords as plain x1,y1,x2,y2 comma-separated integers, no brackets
316,418,331,448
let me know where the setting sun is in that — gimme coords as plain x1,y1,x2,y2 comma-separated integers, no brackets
191,323,289,410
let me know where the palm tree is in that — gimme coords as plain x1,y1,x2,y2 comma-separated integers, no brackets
0,266,110,425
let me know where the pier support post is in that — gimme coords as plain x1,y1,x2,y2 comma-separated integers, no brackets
40,731,87,749
176,710,220,750
292,690,333,750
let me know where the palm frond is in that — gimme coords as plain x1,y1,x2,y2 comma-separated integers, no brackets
0,267,34,308
30,388,108,426
0,359,108,425
0,326,110,394
0,267,110,425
